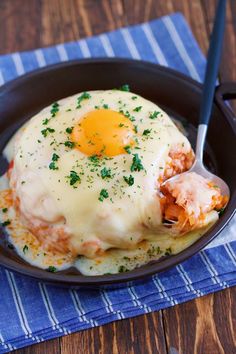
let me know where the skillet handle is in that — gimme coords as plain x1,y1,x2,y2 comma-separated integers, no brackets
215,82,236,127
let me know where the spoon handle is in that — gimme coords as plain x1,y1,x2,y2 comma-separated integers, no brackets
195,0,226,162
199,0,226,126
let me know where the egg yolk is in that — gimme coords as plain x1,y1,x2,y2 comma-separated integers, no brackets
71,109,135,156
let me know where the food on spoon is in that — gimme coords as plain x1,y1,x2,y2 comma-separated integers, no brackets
160,172,228,232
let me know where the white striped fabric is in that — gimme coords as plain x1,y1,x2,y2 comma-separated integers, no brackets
34,49,46,67
162,17,200,81
11,53,25,76
153,276,178,306
0,70,4,86
70,289,97,326
128,287,152,313
78,39,91,58
5,271,42,342
99,34,115,57
224,244,236,266
200,252,228,288
120,28,141,59
56,44,69,61
141,23,168,66
0,333,14,352
39,283,70,334
100,290,125,320
176,265,203,297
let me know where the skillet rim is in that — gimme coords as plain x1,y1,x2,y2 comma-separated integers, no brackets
0,58,235,286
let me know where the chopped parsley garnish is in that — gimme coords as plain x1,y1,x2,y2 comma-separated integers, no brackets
50,102,59,117
1,220,11,227
129,115,136,122
100,167,112,179
103,104,109,109
119,123,124,127
99,189,109,202
77,92,91,108
23,245,29,254
131,154,144,172
132,96,137,100
52,153,60,161
124,145,131,154
142,129,151,136
119,109,128,117
49,153,60,170
147,245,162,257
66,127,73,134
42,118,49,125
88,155,100,163
68,170,81,186
218,208,225,217
149,111,160,119
64,141,75,148
2,208,8,213
123,175,134,186
49,162,58,170
133,106,142,112
118,265,128,273
119,84,130,92
47,266,57,272
165,247,172,256
134,125,138,133
41,127,55,137
119,109,135,122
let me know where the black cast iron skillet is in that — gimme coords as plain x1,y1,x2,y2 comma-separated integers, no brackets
0,58,235,287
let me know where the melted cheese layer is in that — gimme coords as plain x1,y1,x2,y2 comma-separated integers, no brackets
9,90,193,257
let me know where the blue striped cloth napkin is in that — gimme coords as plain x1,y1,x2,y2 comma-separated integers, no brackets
0,13,235,353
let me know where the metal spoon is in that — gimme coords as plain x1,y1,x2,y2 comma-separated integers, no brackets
163,0,230,199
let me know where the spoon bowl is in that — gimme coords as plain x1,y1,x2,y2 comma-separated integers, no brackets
162,124,230,200
162,160,230,200
188,159,230,197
